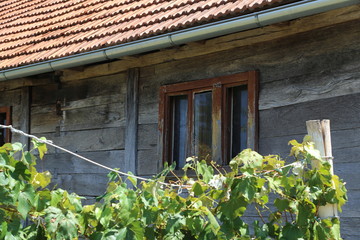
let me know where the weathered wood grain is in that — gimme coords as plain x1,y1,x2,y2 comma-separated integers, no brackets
38,127,125,154
137,149,159,176
32,73,126,106
332,146,360,164
150,21,360,86
340,190,360,218
0,76,53,91
31,102,125,134
51,173,109,196
32,94,124,115
259,127,360,160
260,67,360,110
40,150,125,174
137,124,158,150
125,68,139,174
19,87,31,149
138,102,158,125
341,217,360,239
0,89,21,106
334,162,360,190
9,105,25,144
136,21,360,115
260,93,360,138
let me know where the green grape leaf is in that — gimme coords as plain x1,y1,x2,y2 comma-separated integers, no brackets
129,221,145,240
30,169,52,189
18,184,35,219
281,223,303,240
233,177,257,201
203,207,220,234
196,160,213,183
274,198,290,212
32,138,48,160
232,149,263,173
127,171,137,188
11,143,23,152
192,182,204,196
219,196,248,219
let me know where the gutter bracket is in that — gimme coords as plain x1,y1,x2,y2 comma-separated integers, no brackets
168,35,177,47
102,50,111,60
255,14,262,28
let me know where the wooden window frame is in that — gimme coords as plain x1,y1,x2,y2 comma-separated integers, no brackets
159,71,258,166
0,106,12,144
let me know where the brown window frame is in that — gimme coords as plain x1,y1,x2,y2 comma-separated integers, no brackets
0,106,12,145
159,71,258,167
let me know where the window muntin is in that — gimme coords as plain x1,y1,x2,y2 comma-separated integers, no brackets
159,71,258,169
0,106,11,146
194,91,212,162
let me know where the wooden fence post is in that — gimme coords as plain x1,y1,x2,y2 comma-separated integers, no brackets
306,120,338,219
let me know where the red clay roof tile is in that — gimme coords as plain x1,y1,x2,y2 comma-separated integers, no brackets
0,0,299,70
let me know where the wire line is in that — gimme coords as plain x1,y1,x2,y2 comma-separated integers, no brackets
0,124,185,188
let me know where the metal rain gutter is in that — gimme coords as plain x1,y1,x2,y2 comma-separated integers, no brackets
0,0,358,81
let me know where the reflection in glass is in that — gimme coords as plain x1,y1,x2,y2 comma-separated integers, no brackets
172,95,188,169
194,91,212,162
230,86,248,158
0,113,6,146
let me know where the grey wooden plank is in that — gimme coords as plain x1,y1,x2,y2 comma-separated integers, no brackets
340,189,360,218
138,123,158,150
260,93,360,138
0,89,21,106
125,68,139,174
332,146,360,164
149,20,360,86
32,73,126,106
137,149,160,176
51,173,109,196
19,87,31,149
10,105,25,144
259,128,360,162
259,69,360,110
138,102,158,124
31,94,124,114
38,127,125,154
39,150,125,175
31,102,125,134
341,217,360,239
334,163,360,191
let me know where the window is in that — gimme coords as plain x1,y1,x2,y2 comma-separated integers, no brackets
0,106,11,146
159,71,258,169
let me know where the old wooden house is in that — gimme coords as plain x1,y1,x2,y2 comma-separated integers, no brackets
0,0,359,238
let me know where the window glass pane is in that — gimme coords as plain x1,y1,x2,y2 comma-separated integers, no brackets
230,86,248,158
0,113,6,146
194,91,212,162
172,95,188,169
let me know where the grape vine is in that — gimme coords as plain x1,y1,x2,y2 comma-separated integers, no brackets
0,137,347,239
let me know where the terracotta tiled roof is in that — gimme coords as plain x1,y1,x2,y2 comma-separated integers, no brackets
0,0,298,70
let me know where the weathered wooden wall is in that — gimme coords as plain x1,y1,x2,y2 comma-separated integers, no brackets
30,73,128,196
137,19,360,239
0,4,359,238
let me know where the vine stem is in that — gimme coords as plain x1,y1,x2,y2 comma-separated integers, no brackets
255,203,266,224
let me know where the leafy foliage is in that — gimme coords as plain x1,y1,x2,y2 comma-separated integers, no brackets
0,137,347,239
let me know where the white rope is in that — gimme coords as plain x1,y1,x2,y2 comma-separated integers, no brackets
0,124,185,188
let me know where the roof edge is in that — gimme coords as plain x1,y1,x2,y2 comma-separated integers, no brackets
1,0,359,81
